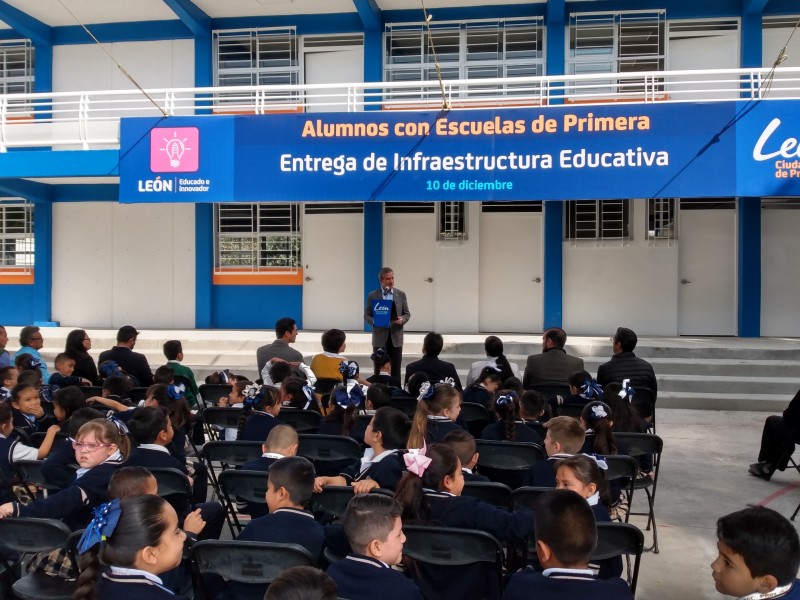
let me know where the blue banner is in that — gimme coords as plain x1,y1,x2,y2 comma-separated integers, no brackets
371,299,393,328
119,100,800,202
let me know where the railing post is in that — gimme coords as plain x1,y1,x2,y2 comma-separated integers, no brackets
0,97,7,153
78,93,89,151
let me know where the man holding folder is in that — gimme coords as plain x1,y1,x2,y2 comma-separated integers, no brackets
364,267,410,381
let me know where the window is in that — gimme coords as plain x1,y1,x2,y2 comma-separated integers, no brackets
565,200,631,241
646,198,677,241
214,203,301,273
213,28,300,109
0,200,34,269
384,18,544,102
438,202,467,241
568,11,665,97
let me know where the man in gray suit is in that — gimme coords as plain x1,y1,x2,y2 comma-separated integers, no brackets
522,327,584,388
364,267,410,381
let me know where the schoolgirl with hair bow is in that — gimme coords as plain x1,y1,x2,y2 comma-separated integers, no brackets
550,370,604,414
280,376,322,413
462,365,503,409
0,416,128,529
366,348,401,389
394,443,534,600
319,383,367,444
237,383,283,442
74,496,188,600
480,390,543,444
407,381,465,446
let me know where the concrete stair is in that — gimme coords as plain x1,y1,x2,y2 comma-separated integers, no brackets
14,327,800,412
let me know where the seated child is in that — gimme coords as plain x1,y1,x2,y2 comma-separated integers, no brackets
280,376,320,412
408,383,464,445
8,382,58,437
49,353,92,389
232,456,325,600
237,384,283,442
326,493,423,600
162,340,200,409
462,366,502,408
364,384,392,414
41,407,105,489
52,386,87,430
217,380,248,441
481,390,543,444
554,455,622,579
315,407,410,494
237,424,299,518
318,384,367,445
394,444,533,600
712,505,800,599
524,416,585,487
502,489,634,600
443,429,488,482
0,366,18,401
0,402,60,502
74,495,188,600
103,375,134,404
366,348,401,388
266,566,338,600
0,418,128,530
126,407,225,540
267,361,292,387
550,370,603,413
580,400,619,456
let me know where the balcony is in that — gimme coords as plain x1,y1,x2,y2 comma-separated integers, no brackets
0,66,798,152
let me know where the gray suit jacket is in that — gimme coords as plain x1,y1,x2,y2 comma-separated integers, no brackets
522,348,585,388
364,287,410,348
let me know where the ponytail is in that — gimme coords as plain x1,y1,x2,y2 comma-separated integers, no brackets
235,381,257,440
582,401,617,455
407,400,431,449
493,353,514,382
493,391,518,442
394,444,459,524
75,546,101,600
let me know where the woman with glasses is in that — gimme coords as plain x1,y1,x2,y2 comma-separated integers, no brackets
13,325,50,384
65,329,100,385
0,417,129,530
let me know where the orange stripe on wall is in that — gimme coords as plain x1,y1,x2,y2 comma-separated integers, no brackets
213,269,303,286
0,269,34,284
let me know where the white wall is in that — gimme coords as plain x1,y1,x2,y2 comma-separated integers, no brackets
763,27,800,69
52,202,196,329
762,208,800,336
668,25,740,100
563,200,679,335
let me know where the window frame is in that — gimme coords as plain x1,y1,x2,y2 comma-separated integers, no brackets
0,200,34,273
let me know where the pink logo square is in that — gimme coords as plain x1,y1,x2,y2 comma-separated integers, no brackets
150,127,199,172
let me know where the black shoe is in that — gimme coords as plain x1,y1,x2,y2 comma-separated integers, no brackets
749,462,773,480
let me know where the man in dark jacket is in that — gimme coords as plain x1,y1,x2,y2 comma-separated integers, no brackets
98,325,153,387
596,327,657,395
522,327,584,388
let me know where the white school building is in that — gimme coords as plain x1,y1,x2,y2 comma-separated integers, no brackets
0,0,798,337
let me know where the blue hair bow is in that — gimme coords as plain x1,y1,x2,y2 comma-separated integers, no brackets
417,381,435,401
99,361,123,379
618,379,635,402
495,394,514,407
370,348,387,362
77,499,122,554
581,378,604,400
29,357,45,370
333,385,365,409
243,383,264,408
167,384,186,400
107,413,129,436
339,360,358,380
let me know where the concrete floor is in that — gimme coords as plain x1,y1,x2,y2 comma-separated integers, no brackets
634,408,799,600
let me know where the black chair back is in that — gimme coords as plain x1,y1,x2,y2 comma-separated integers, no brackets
557,403,585,419
594,522,645,595
203,407,244,429
461,402,492,438
309,485,356,520
475,440,545,489
29,431,69,449
526,381,570,400
280,408,322,433
79,386,103,400
128,387,149,404
198,384,233,407
203,440,264,467
297,434,361,476
149,467,193,498
218,470,269,505
511,486,553,512
389,396,418,418
461,481,513,510
14,460,68,494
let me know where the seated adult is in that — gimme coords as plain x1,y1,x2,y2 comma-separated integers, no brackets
750,387,800,480
256,317,304,380
522,327,584,389
13,325,50,384
64,329,99,386
465,335,520,386
98,325,153,387
404,332,462,391
596,327,657,395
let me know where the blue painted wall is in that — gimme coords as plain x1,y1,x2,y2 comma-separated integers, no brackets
211,285,303,329
0,285,36,325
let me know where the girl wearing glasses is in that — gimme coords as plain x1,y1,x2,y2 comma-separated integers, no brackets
0,417,129,529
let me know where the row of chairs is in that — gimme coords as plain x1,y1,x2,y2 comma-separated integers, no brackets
0,516,645,600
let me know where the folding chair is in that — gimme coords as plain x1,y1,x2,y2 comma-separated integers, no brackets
218,469,269,534
402,525,504,600
14,460,67,500
149,466,194,498
189,540,313,600
128,387,149,405
202,406,243,441
0,517,75,600
475,440,546,489
511,486,553,561
603,454,639,522
297,434,361,477
461,402,492,438
389,396,418,418
461,481,513,510
594,522,645,596
309,485,356,521
79,386,103,400
613,432,663,553
556,403,585,419
526,381,571,400
313,378,340,411
198,384,233,408
280,408,322,433
630,387,657,432
202,440,264,502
